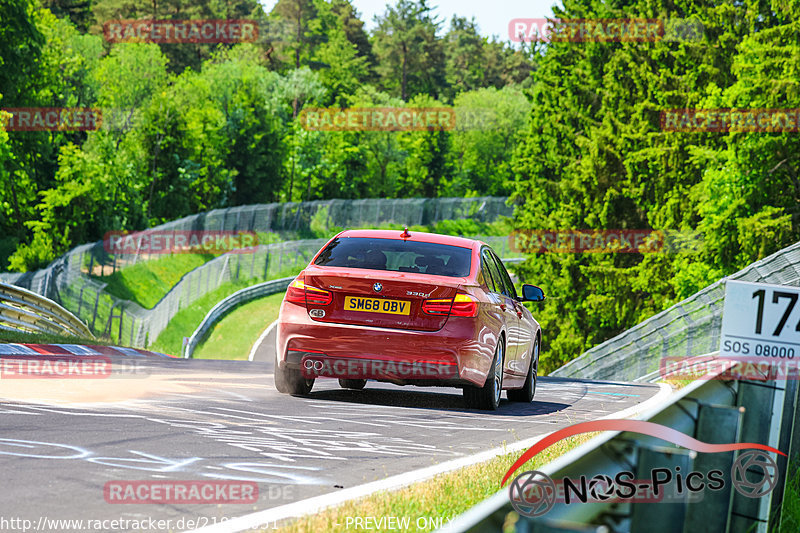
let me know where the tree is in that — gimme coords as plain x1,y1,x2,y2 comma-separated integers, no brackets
90,0,267,74
269,0,323,71
442,16,485,99
275,67,326,199
395,95,453,197
447,86,529,196
202,46,287,204
372,0,446,101
508,0,776,372
330,0,375,71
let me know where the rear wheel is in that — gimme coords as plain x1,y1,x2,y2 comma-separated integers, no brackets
464,340,504,410
508,337,538,403
274,352,314,395
339,378,367,390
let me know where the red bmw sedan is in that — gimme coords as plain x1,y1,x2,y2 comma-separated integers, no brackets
274,229,545,410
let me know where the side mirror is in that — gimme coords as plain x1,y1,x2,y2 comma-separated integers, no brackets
521,284,545,302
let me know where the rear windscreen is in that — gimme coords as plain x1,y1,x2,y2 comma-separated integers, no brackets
314,237,473,277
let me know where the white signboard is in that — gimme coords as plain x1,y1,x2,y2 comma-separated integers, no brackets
720,280,800,359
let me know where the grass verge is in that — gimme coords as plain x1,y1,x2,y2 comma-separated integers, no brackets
0,329,110,347
193,293,284,360
148,280,257,356
93,254,215,308
277,432,597,533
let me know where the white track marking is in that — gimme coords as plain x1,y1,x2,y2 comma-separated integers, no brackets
185,383,672,533
248,321,277,362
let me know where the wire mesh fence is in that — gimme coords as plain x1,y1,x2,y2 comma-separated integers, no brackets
552,240,800,382
0,197,512,349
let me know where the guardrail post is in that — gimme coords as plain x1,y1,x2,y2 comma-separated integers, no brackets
77,285,85,316
769,378,799,530
777,378,800,531
730,380,779,532
631,445,695,532
683,404,743,533
90,288,102,332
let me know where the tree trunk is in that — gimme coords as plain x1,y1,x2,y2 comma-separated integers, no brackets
401,41,408,101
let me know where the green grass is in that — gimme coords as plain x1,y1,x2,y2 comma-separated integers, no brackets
94,254,215,308
0,329,110,347
148,280,258,357
277,432,597,533
148,262,301,356
193,292,284,360
779,462,800,532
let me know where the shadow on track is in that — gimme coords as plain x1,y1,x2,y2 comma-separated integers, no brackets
301,387,571,416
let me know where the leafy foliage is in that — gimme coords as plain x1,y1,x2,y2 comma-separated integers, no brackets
2,0,796,379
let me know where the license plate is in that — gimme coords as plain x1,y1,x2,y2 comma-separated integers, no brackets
344,296,410,315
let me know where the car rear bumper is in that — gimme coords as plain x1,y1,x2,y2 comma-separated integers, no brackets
276,302,495,386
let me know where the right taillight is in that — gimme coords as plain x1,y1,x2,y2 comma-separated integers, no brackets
422,293,478,317
450,293,478,317
285,277,332,306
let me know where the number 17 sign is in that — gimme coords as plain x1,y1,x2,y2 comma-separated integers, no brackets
720,280,800,359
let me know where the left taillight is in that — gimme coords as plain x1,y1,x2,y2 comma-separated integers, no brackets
422,293,478,317
285,276,332,306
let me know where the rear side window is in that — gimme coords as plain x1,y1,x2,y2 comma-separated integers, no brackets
314,237,472,277
482,248,506,295
480,249,499,292
490,251,517,299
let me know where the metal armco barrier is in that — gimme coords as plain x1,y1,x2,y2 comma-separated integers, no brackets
0,282,93,339
183,277,294,358
446,360,800,532
0,197,514,348
552,239,800,382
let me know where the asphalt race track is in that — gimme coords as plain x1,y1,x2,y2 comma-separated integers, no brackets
0,349,663,532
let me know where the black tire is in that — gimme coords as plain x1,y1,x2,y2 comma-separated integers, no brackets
339,378,367,390
464,340,504,410
274,351,314,395
508,337,539,403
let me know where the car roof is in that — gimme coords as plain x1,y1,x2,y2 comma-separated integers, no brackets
336,229,481,249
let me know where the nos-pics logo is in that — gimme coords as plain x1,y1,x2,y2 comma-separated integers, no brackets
503,420,783,518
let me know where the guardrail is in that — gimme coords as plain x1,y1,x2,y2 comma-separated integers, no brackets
0,196,514,348
0,282,94,339
447,357,799,532
552,239,800,382
183,277,294,358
